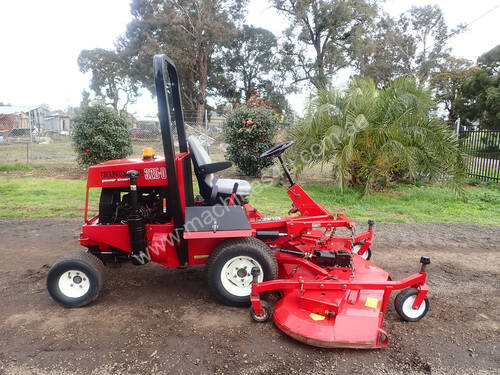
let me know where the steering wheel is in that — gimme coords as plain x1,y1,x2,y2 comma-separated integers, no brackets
260,141,294,159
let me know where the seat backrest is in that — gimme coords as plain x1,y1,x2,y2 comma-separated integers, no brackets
187,135,214,187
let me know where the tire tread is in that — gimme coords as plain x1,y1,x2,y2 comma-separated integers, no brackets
48,252,105,307
206,237,278,306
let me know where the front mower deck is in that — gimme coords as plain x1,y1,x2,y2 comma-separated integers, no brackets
275,255,390,348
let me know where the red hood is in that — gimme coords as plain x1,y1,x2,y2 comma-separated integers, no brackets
87,156,168,188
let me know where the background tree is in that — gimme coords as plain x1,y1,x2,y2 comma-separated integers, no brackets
212,25,291,114
71,104,132,167
119,0,246,124
455,45,500,130
78,49,138,112
274,0,378,91
355,5,465,86
477,44,500,74
430,57,479,127
352,15,415,87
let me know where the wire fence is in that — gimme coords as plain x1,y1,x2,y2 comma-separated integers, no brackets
0,111,248,165
0,108,298,166
459,128,500,182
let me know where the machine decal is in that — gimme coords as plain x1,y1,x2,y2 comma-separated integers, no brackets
101,170,128,179
365,297,379,308
309,313,325,321
193,254,209,259
101,178,129,183
144,167,167,180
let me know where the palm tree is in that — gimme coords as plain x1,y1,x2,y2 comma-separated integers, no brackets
290,77,466,195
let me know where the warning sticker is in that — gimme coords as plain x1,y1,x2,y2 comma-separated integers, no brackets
365,297,379,308
309,313,326,321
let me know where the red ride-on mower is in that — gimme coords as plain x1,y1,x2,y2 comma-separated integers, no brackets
46,54,430,348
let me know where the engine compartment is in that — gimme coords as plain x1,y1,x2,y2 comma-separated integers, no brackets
98,187,169,224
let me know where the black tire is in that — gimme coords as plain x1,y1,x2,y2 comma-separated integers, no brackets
207,237,278,307
353,242,372,260
47,252,106,307
250,300,272,322
394,288,429,322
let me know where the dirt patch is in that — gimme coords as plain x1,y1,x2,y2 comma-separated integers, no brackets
0,218,499,374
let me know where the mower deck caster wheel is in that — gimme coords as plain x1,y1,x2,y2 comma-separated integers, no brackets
250,300,272,322
352,242,372,260
47,252,105,307
395,288,429,322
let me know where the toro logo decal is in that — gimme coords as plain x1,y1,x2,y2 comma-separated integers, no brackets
101,170,130,183
144,167,167,180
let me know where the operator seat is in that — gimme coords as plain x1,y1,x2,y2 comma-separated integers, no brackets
187,136,251,202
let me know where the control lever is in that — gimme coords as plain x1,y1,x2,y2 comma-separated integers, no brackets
228,183,239,206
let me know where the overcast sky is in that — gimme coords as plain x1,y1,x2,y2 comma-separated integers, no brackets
0,0,499,116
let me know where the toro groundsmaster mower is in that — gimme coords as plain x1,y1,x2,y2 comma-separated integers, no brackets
46,54,430,348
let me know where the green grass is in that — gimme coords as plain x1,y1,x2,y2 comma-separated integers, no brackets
0,163,49,172
250,182,500,226
0,176,499,225
0,177,99,217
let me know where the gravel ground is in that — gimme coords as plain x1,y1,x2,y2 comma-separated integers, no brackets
0,218,499,375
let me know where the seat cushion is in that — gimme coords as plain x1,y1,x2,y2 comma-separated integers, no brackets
216,178,251,196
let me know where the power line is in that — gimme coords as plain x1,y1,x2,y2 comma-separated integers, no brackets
462,3,500,28
447,3,500,39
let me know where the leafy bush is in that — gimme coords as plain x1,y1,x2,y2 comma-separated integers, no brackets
72,104,132,167
224,94,278,177
290,77,466,195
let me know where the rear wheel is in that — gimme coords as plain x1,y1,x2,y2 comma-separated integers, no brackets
394,288,429,322
207,237,277,307
47,252,105,307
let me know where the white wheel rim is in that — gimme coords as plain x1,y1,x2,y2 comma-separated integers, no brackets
401,295,426,319
57,270,90,298
220,256,263,297
353,244,369,260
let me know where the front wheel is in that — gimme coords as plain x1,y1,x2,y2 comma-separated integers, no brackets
394,288,429,322
207,238,278,307
47,252,105,307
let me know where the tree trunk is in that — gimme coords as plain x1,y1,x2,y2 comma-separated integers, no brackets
196,44,208,126
448,108,458,128
315,39,327,91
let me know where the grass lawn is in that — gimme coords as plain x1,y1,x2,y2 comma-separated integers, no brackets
0,175,499,225
0,177,100,218
250,182,500,225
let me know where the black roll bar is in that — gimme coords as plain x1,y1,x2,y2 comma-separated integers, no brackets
153,54,191,265
163,56,194,206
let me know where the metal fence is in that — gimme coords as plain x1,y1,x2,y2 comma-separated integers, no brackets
459,128,500,182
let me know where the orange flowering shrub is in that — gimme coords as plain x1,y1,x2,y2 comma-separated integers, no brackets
224,94,278,177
